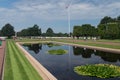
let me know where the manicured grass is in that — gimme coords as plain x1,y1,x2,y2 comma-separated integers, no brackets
48,49,68,55
4,40,42,80
53,39,120,49
16,38,120,49
74,64,120,78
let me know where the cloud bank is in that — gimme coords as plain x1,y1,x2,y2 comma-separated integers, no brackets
0,0,120,32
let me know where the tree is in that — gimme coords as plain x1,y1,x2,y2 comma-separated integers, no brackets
98,23,120,39
17,24,42,37
1,23,15,38
73,26,82,38
117,16,120,21
81,24,96,37
73,24,97,39
46,28,54,37
29,24,42,36
100,16,114,24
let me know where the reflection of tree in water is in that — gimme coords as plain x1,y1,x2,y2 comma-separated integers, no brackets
73,47,93,58
46,43,54,48
73,46,120,62
24,44,42,54
95,51,120,62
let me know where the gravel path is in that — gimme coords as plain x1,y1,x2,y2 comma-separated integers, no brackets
0,41,6,80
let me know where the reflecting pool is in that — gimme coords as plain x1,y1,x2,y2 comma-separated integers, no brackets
22,43,120,80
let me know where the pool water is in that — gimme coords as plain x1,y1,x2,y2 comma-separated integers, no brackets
22,43,120,80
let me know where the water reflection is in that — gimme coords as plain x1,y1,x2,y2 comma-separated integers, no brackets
95,51,120,62
23,44,42,54
46,43,54,48
73,46,120,62
73,46,93,58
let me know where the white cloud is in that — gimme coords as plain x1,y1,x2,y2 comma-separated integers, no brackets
0,0,120,31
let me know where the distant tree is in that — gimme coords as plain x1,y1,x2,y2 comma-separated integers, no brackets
100,16,114,24
73,24,97,39
1,23,15,38
46,28,54,37
17,24,42,37
117,16,120,21
73,26,82,38
98,23,120,39
27,24,41,36
81,24,96,37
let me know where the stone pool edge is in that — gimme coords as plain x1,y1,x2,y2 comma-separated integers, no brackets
16,42,57,80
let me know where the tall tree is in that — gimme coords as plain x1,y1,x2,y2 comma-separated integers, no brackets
29,24,42,36
117,16,120,21
100,16,113,24
17,24,42,37
1,23,15,38
73,26,82,38
46,28,54,37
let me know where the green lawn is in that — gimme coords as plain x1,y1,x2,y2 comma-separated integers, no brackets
4,40,42,80
52,39,120,49
16,38,120,49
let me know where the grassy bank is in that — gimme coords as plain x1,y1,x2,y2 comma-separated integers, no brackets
4,40,42,80
16,38,120,49
53,39,120,49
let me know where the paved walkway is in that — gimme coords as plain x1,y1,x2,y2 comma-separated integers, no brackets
0,41,6,80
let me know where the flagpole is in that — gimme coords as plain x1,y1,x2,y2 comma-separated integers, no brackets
67,6,71,37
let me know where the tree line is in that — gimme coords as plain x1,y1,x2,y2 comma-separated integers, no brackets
17,25,69,37
0,15,120,39
0,23,68,38
73,16,120,39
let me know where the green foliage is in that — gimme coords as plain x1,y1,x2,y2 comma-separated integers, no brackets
73,24,97,38
98,23,120,39
97,16,120,39
48,49,68,55
17,24,41,37
73,16,120,39
1,23,15,38
99,16,116,24
74,64,120,78
117,16,120,20
46,28,54,37
73,26,82,38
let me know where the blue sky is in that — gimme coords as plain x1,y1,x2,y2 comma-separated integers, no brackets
0,0,120,33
